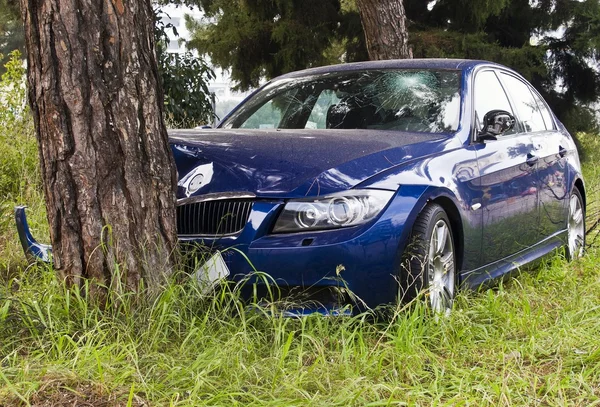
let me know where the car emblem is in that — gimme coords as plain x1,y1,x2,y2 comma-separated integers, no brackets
179,163,214,197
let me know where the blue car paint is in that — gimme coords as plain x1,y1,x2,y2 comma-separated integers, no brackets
15,206,52,262
16,59,585,313
170,129,447,198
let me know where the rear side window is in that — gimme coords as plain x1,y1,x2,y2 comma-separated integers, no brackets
532,91,555,130
473,70,515,134
500,73,547,132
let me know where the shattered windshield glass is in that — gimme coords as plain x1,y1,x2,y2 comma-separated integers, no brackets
221,69,462,133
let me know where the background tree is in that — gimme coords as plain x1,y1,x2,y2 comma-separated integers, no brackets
406,0,600,132
20,0,178,293
355,0,411,60
183,0,599,132
0,0,24,73
184,0,362,91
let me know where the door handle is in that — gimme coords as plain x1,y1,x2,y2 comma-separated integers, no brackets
526,153,539,166
559,145,568,158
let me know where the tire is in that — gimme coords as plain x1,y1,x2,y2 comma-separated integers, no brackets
566,188,585,260
399,203,456,314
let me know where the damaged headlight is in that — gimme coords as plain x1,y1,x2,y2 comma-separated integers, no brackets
273,190,395,233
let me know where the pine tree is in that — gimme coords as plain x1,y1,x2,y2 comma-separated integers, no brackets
164,0,600,130
185,0,351,91
406,0,600,131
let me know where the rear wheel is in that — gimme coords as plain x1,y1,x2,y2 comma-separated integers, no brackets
400,203,456,314
566,188,585,260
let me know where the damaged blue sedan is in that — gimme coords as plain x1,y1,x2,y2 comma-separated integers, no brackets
17,59,586,314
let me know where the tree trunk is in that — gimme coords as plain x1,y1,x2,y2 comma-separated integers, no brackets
356,0,412,60
20,0,178,293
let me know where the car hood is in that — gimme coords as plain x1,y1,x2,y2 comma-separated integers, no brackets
169,129,450,199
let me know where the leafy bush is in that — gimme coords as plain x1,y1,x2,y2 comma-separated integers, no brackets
0,50,39,201
159,50,215,128
155,8,215,128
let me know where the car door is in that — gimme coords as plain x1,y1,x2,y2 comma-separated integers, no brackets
472,69,540,266
498,73,568,244
533,93,569,241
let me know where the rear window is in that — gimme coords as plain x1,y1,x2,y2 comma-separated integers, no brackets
222,69,462,133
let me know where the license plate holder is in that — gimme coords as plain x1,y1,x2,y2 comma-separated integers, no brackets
194,251,230,294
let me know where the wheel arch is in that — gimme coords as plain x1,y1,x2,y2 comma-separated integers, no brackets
574,178,586,212
429,195,465,276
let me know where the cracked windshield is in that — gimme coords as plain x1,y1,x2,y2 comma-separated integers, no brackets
222,69,461,133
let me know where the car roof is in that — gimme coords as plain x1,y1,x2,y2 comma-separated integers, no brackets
275,58,504,80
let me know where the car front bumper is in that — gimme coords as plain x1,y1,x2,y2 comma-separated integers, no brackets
180,186,427,310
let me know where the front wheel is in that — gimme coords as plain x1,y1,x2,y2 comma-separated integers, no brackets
400,203,456,314
566,188,585,260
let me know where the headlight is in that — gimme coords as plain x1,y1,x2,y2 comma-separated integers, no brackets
273,190,395,233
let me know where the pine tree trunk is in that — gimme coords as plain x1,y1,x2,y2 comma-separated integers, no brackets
356,0,413,60
20,0,178,293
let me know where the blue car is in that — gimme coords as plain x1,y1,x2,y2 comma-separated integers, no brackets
17,59,586,314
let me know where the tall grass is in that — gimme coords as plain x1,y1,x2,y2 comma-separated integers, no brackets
1,247,600,405
1,50,600,405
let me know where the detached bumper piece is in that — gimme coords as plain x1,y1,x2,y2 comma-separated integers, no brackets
14,206,52,263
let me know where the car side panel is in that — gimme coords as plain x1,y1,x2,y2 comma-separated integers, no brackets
474,135,539,265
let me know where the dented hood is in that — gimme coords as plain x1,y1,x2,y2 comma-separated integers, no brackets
169,128,447,199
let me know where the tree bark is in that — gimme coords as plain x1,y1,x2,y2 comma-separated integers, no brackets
356,0,413,60
20,0,178,293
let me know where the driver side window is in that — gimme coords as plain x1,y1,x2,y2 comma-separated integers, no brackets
474,70,515,136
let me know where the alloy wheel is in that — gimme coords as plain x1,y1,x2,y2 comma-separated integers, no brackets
427,219,455,314
567,192,585,259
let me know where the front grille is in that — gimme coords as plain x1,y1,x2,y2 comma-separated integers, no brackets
177,199,253,236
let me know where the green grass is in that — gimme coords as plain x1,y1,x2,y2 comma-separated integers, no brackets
1,248,600,406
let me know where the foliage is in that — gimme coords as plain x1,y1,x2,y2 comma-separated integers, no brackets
0,50,37,205
155,8,216,128
183,0,599,132
0,0,24,75
575,132,600,246
406,0,600,133
184,0,367,91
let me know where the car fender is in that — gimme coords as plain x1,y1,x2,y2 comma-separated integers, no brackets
360,147,483,273
397,185,467,267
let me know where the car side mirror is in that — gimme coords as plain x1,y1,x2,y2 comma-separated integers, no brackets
478,110,516,141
